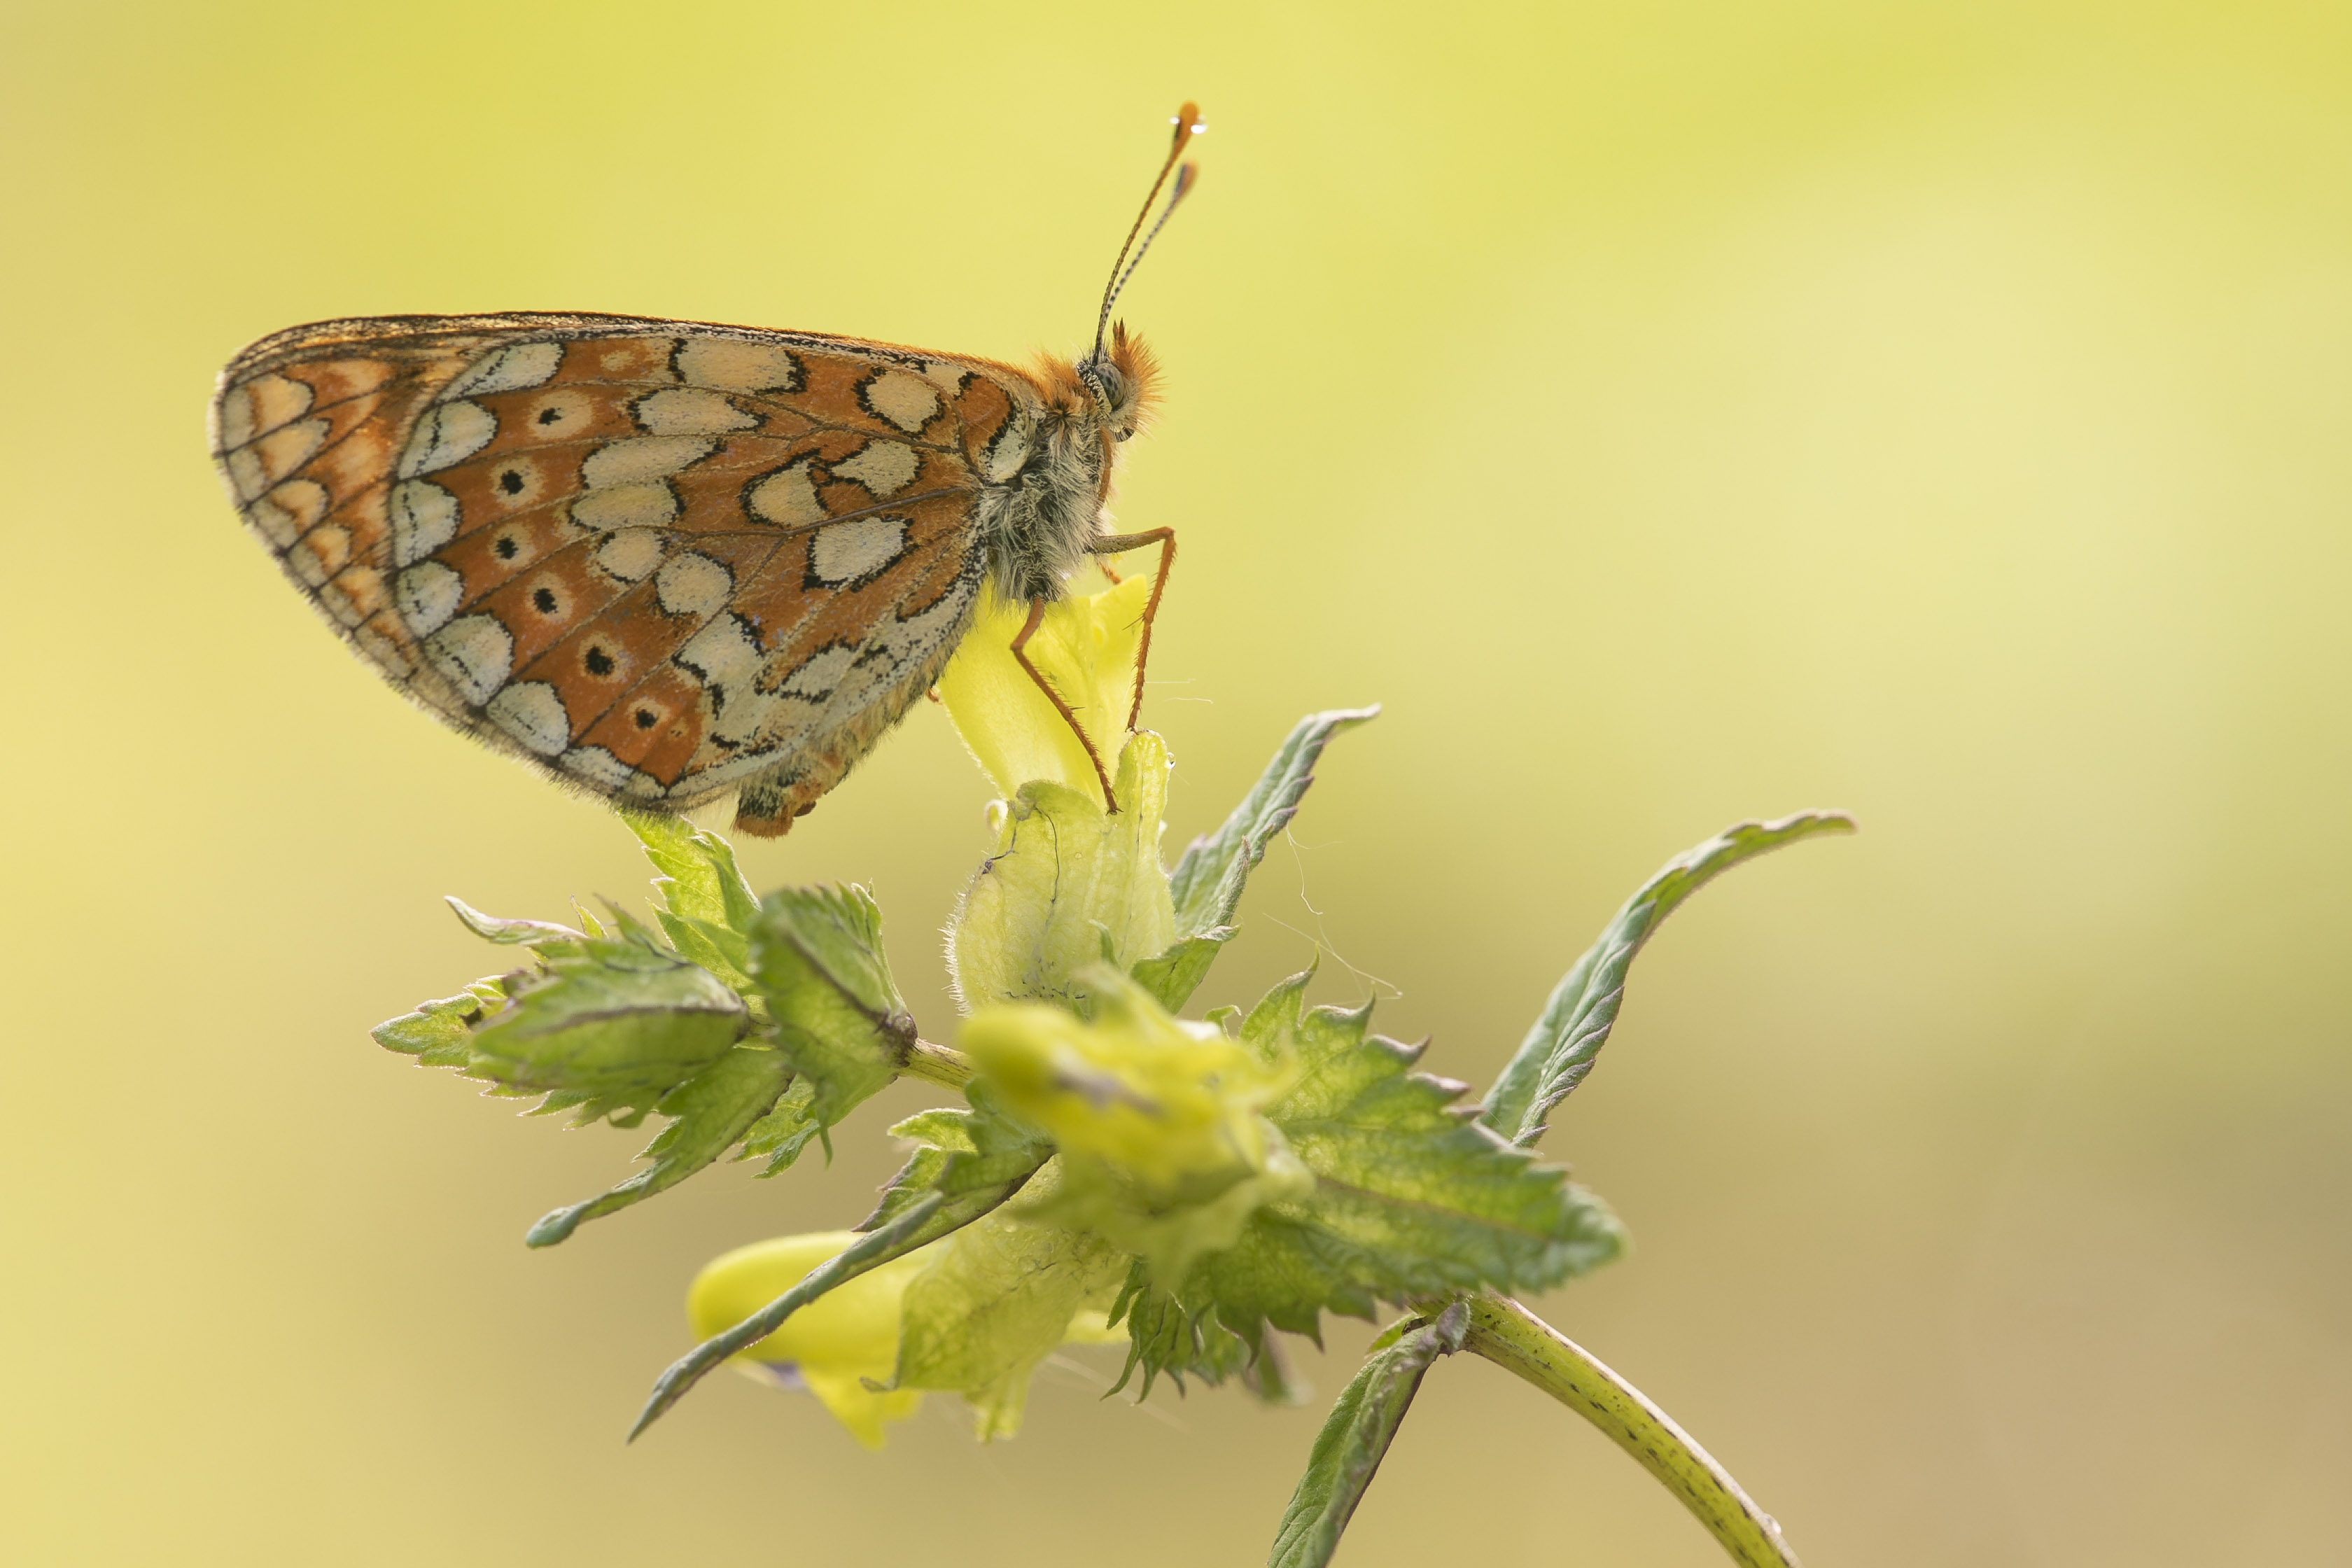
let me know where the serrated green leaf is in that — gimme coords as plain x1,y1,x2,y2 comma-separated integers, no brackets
372,982,502,1068
1166,708,1377,939
1267,1303,1466,1568
947,732,1175,1014
892,1175,1128,1441
1107,1259,1253,1397
624,812,762,993
750,884,914,1131
462,929,748,1117
741,1073,822,1175
1118,969,1622,1391
1128,925,1236,1012
862,1084,1052,1234
524,1046,792,1247
1482,811,1856,1147
388,921,747,1126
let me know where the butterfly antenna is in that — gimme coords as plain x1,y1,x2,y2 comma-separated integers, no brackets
1093,102,1205,360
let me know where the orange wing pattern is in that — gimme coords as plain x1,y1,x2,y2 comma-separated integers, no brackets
211,312,1041,832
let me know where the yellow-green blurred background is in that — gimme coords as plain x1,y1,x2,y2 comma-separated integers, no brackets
6,1,2348,1562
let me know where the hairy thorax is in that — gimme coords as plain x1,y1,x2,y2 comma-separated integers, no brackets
979,325,1159,605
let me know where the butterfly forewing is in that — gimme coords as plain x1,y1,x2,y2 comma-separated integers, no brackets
212,312,1036,830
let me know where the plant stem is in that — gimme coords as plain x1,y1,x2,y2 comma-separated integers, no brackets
1461,1294,1801,1568
902,1035,976,1088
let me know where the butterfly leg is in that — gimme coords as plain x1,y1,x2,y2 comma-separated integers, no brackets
1009,594,1121,812
1088,526,1176,731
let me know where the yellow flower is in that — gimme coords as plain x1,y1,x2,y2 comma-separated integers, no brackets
686,1231,934,1449
962,967,1310,1281
937,573,1152,806
686,1225,1138,1448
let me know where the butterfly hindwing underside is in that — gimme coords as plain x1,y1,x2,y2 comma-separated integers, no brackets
211,312,1053,832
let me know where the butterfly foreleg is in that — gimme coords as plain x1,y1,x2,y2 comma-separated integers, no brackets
1089,527,1176,732
1009,594,1121,812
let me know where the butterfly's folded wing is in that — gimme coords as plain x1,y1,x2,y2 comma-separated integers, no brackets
211,312,1037,832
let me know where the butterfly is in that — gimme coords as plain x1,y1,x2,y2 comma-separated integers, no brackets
209,105,1203,836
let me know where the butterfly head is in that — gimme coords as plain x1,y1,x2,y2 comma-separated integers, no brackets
1073,321,1161,442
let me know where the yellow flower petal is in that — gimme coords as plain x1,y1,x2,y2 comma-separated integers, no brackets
687,1230,937,1449
937,575,1152,805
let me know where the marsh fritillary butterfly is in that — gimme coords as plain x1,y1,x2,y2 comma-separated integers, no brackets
210,106,1203,834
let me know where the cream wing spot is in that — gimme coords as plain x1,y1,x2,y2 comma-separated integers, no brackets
224,447,268,503
981,414,1034,483
572,482,680,531
883,579,977,659
423,615,514,706
748,460,826,526
861,370,941,433
581,435,717,489
219,374,314,449
830,440,920,496
655,552,734,618
388,479,460,566
808,515,909,586
251,417,330,485
594,528,664,582
250,478,328,548
634,387,757,436
676,614,763,715
443,342,564,399
777,643,859,699
246,495,302,549
922,361,971,396
289,524,351,587
674,338,802,393
560,746,640,790
396,561,464,636
486,681,572,755
398,400,496,478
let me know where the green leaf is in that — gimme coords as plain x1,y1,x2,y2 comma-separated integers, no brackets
1128,925,1237,1012
1267,1303,1467,1568
523,1046,792,1247
750,884,915,1132
625,812,763,993
947,732,1177,1014
1166,708,1377,939
1116,969,1622,1392
372,981,503,1069
892,1179,1128,1441
388,916,748,1125
861,1083,1052,1234
741,1073,822,1175
1482,811,1856,1147
444,898,591,955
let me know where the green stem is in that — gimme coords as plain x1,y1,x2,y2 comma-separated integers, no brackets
902,1035,976,1088
1462,1294,1802,1568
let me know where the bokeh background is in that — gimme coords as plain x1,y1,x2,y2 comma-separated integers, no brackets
5,2,2348,1563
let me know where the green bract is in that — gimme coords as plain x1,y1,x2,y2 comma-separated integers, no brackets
368,571,1845,1567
